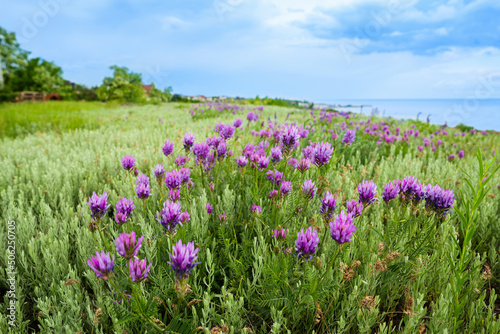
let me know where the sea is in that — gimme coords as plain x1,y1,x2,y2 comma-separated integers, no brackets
316,99,500,131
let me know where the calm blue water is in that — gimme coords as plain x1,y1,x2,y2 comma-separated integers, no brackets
317,99,500,131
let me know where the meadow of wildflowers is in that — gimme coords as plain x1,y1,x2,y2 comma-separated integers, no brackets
0,102,499,333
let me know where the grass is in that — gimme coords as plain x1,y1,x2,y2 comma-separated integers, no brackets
0,102,499,333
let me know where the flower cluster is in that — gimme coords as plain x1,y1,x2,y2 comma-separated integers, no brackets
330,211,357,244
115,197,135,224
295,227,320,260
88,192,111,221
357,180,377,205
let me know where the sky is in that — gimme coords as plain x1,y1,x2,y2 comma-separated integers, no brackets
1,0,500,101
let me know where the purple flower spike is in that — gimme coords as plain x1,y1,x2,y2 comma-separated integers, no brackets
115,197,135,223
121,155,136,171
295,227,320,260
272,227,287,242
169,189,181,202
458,150,465,159
346,199,363,217
270,146,283,163
269,189,279,199
165,170,182,190
219,124,235,140
135,183,151,199
251,205,262,214
319,191,337,219
288,158,299,169
424,184,455,217
192,142,210,162
167,240,200,279
88,191,111,221
136,174,150,187
115,231,144,259
175,156,188,167
87,250,115,280
206,203,213,215
383,181,400,202
343,130,356,146
234,118,243,128
218,211,226,222
280,125,301,153
179,168,191,184
298,158,311,173
313,141,333,167
302,180,317,200
129,257,151,283
257,155,269,170
357,180,377,205
183,132,196,151
154,164,166,180
280,181,292,196
330,211,357,244
235,155,248,168
162,140,174,157
448,154,455,161
156,200,182,230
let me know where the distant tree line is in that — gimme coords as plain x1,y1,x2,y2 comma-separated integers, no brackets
0,27,172,104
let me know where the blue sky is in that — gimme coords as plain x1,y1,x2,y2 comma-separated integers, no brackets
1,0,500,100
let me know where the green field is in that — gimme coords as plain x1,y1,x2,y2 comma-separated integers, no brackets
1,102,499,333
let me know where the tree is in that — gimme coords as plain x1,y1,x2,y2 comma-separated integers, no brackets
0,27,29,89
97,65,148,103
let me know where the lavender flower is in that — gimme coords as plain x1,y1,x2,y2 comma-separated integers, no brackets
87,250,115,280
135,183,151,199
382,181,400,202
154,164,166,181
298,158,311,173
216,141,228,158
357,180,377,205
257,155,269,170
167,240,200,279
180,211,190,224
302,180,317,200
288,158,299,169
218,211,226,222
458,150,465,159
280,181,292,196
192,142,210,162
121,155,135,171
235,155,248,168
319,191,337,219
247,112,258,122
424,184,454,217
183,132,196,151
156,200,182,230
115,197,135,224
269,189,279,199
206,203,213,215
272,227,287,242
234,118,243,128
280,125,301,152
330,211,357,244
115,231,144,259
313,141,333,167
179,168,191,184
270,146,283,163
162,140,174,157
302,145,314,160
136,174,149,187
174,156,188,167
251,205,262,214
448,154,455,161
88,191,111,221
343,130,356,146
129,258,151,283
169,189,180,202
346,199,363,218
165,170,182,190
219,124,235,140
295,227,320,260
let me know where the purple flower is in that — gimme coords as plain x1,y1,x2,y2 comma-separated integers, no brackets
115,197,135,223
154,164,166,180
162,140,174,157
302,145,314,160
295,227,320,260
280,125,301,152
234,118,243,128
346,199,363,218
87,250,115,280
288,158,299,169
448,154,455,161
180,211,190,224
424,184,454,217
243,144,255,158
219,125,235,140
342,130,356,146
298,158,311,173
135,183,151,199
235,155,248,168
272,227,287,242
330,211,357,244
270,146,283,163
257,155,269,170
136,174,149,187
88,191,111,221
169,188,180,202
121,155,135,171
266,170,284,186
156,200,182,230
302,180,317,200
280,181,292,196
179,168,191,184
400,176,418,196
218,211,226,222
129,258,151,283
319,191,336,219
115,213,128,225
458,150,465,159
167,240,200,279
165,170,182,190
115,231,144,259
269,189,279,199
313,141,333,166
382,181,400,202
192,142,210,162
247,112,258,122
216,142,228,158
206,203,213,215
357,180,377,205
174,156,188,167
183,132,196,151
251,205,262,214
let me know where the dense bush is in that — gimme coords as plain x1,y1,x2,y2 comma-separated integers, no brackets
0,104,499,333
